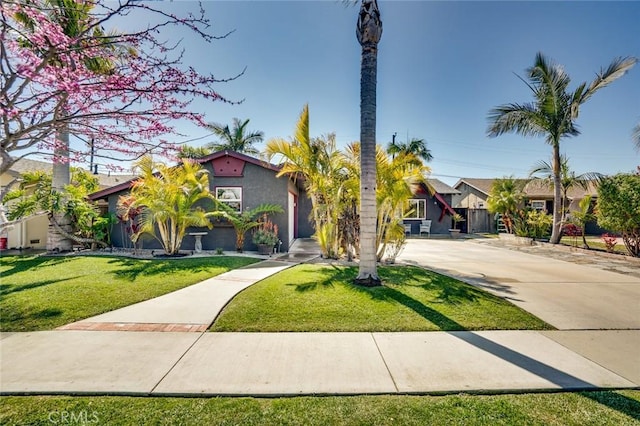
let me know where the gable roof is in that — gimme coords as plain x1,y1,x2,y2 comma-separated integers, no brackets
194,150,281,172
426,178,460,195
454,177,599,199
453,178,496,196
524,179,598,199
88,150,283,201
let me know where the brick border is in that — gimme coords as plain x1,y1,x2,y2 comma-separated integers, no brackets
57,322,208,332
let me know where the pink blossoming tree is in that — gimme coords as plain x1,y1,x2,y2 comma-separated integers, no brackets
1,0,239,250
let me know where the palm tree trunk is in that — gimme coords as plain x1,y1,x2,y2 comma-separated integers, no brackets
355,0,382,286
47,124,74,252
550,142,563,244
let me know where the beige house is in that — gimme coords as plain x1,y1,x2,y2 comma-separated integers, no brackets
0,158,134,250
452,178,600,234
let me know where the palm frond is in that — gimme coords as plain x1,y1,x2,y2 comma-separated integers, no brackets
487,103,546,137
580,56,637,104
294,104,310,147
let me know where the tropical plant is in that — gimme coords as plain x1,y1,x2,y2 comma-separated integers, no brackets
596,173,640,257
487,52,636,244
266,106,348,259
178,145,213,159
512,209,553,239
451,213,465,230
213,204,283,252
386,137,433,164
529,155,602,222
115,194,142,250
344,143,428,262
355,0,383,286
252,215,280,247
1,167,108,248
486,177,525,234
569,195,596,248
633,122,640,151
205,118,263,155
383,226,406,264
123,156,217,255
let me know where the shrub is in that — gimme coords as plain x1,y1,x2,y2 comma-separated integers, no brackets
252,215,279,246
513,209,552,239
596,174,640,257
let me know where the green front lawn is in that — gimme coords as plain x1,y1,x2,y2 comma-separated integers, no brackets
0,255,259,331
211,264,552,332
1,391,639,425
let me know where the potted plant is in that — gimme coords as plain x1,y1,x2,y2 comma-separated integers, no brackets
252,215,279,255
449,213,465,238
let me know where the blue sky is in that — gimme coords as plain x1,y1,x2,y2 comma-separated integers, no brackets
120,1,640,185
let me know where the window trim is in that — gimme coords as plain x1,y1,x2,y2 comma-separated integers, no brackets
531,200,546,211
404,198,426,220
216,186,242,213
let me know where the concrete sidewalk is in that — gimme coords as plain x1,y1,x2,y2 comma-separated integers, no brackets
58,260,296,332
1,330,637,395
1,239,639,396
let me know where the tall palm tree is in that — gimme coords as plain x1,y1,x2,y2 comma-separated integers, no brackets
529,154,602,220
487,52,636,244
355,0,383,286
205,118,263,155
386,138,433,163
633,122,640,151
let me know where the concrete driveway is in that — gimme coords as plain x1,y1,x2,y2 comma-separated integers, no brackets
397,239,640,330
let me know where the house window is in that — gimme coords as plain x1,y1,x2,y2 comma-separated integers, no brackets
531,200,546,211
404,199,426,219
477,201,485,209
216,187,242,212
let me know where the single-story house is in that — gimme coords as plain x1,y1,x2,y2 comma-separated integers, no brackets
452,177,601,234
88,150,314,253
0,158,135,250
403,178,460,235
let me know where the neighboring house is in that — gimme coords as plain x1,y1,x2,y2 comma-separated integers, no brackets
403,178,460,235
88,150,313,253
0,158,135,250
452,177,601,234
452,178,498,234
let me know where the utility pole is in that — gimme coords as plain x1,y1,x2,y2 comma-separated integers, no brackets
89,139,96,174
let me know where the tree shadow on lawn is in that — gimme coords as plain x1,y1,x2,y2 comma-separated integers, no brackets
288,264,351,292
292,265,467,330
380,266,484,305
0,277,78,300
0,255,75,279
107,257,225,281
580,391,640,421
0,306,63,331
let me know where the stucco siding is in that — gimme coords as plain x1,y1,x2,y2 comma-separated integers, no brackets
404,193,453,235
